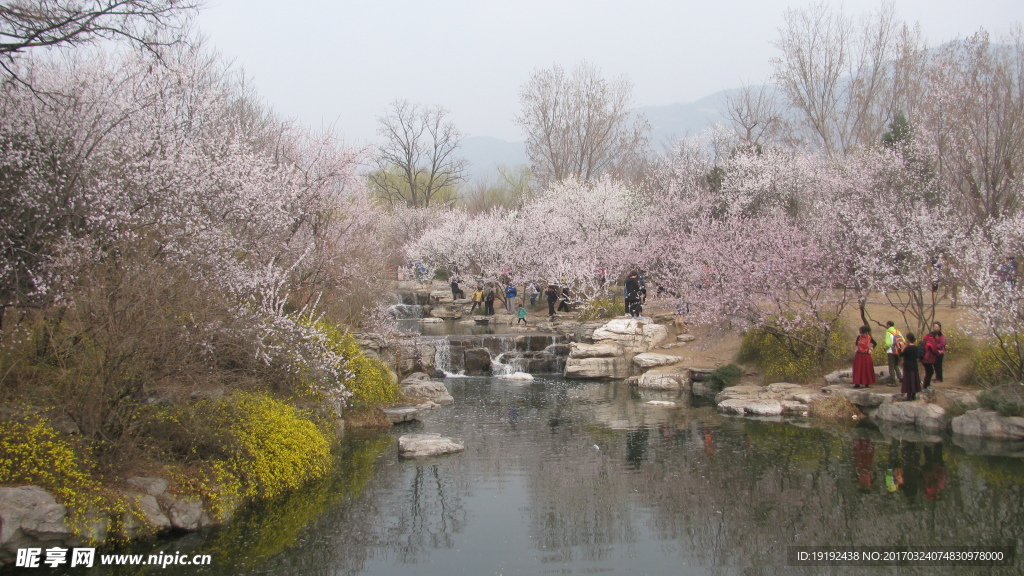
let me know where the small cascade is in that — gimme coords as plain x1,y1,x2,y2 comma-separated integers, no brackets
433,339,465,377
388,303,425,319
491,351,529,377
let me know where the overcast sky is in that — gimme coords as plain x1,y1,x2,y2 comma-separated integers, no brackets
196,0,1024,145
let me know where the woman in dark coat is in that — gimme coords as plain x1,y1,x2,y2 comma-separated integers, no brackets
484,288,496,316
931,322,947,382
852,325,877,388
900,333,922,401
545,284,558,316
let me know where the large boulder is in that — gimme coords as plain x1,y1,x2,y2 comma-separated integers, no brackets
159,495,210,531
952,409,1024,440
637,369,691,391
564,357,631,379
120,492,172,538
824,366,888,384
397,433,465,458
428,303,463,319
873,401,949,430
402,377,454,406
381,406,421,424
718,398,784,416
463,348,492,375
0,486,72,558
591,318,669,354
632,353,682,369
568,342,624,359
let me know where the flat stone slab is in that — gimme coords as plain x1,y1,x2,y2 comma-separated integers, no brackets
823,385,901,407
382,406,421,424
569,341,624,359
564,357,631,379
632,353,683,369
397,433,465,458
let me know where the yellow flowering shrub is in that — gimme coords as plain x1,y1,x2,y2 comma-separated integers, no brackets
0,417,105,537
310,321,399,409
739,318,848,383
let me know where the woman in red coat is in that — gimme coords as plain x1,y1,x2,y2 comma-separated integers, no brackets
852,325,877,388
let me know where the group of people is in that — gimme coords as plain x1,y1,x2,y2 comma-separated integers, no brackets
852,321,947,401
450,278,573,323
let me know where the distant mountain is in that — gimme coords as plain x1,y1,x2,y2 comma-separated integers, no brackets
459,136,528,184
459,89,735,182
638,90,731,152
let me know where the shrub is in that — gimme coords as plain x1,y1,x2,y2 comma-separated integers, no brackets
310,322,399,409
153,391,333,516
707,364,742,391
577,294,625,321
739,318,848,383
0,416,105,537
966,335,1024,387
977,385,1024,418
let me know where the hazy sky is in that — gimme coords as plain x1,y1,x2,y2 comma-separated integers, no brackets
196,0,1024,144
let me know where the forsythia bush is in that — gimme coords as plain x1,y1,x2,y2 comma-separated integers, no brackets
158,392,333,518
0,417,104,533
577,295,625,321
313,322,399,409
739,320,847,383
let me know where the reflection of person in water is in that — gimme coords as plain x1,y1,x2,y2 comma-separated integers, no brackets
886,441,903,493
702,426,715,456
853,438,875,490
901,442,922,499
923,443,946,501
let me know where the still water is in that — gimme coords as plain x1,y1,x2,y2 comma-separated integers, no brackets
47,377,1024,575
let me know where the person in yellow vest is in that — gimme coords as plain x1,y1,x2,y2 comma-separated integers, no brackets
884,321,903,386
470,287,484,314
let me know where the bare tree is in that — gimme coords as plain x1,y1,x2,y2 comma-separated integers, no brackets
723,82,790,149
368,100,467,209
917,28,1024,222
0,1,197,78
771,2,925,156
514,62,650,186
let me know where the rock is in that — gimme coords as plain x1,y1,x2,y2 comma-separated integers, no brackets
952,409,1024,440
590,318,668,354
637,369,692,391
402,379,454,405
714,385,764,404
873,401,949,430
382,406,421,424
420,317,444,324
160,495,208,531
126,476,168,496
718,398,784,416
632,353,683,368
646,400,677,406
463,348,492,375
691,381,718,398
676,334,697,342
428,303,463,319
568,341,624,359
824,385,900,408
397,433,465,458
120,492,172,538
564,357,632,379
0,486,71,555
781,400,810,415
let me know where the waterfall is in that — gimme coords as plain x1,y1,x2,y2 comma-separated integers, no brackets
433,339,465,377
490,336,526,376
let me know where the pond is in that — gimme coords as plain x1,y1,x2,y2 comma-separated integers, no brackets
35,377,1024,575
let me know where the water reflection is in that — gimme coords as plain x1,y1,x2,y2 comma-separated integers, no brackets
43,378,1022,576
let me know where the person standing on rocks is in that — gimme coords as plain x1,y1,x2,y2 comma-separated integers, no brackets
921,329,939,389
852,325,877,389
545,284,558,317
528,282,539,307
557,285,571,312
470,287,484,314
930,322,947,383
505,283,518,314
884,321,903,386
485,287,496,316
451,277,465,300
624,271,641,318
900,332,922,401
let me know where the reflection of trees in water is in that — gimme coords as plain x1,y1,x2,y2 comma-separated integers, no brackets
213,378,1024,576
